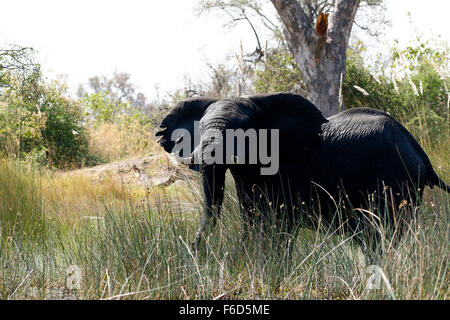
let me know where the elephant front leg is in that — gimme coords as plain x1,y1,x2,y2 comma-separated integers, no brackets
192,205,221,249
191,164,226,250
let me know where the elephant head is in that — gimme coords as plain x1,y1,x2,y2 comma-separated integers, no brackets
157,92,328,247
156,97,218,165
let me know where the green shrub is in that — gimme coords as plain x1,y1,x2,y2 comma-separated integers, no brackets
0,75,90,168
81,91,155,162
254,51,305,94
0,47,91,168
343,39,448,142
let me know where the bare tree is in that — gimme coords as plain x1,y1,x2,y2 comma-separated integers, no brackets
77,71,150,112
271,0,361,116
0,46,40,92
198,1,285,61
199,0,387,116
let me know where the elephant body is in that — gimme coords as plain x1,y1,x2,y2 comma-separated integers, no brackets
157,93,449,249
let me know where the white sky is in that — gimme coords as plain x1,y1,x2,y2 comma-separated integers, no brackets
0,0,449,101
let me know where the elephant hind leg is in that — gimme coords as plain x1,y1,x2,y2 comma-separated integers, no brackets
353,183,420,261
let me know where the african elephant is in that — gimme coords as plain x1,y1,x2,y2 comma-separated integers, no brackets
156,93,449,250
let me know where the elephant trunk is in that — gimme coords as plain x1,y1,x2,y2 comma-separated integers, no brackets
191,120,229,248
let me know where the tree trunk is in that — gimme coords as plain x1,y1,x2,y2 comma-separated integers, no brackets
271,0,360,117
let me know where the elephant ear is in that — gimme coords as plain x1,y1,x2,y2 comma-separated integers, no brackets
156,97,218,158
249,93,328,156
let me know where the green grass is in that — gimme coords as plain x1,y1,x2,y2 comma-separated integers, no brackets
0,157,448,300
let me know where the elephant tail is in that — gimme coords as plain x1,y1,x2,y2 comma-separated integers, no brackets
395,121,450,194
427,170,450,193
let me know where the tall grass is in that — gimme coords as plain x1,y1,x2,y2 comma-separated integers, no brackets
0,154,448,299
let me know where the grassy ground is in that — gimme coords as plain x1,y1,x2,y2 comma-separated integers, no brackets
0,114,449,300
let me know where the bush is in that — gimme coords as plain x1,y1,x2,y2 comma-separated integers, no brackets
343,40,449,144
254,51,305,94
81,91,156,162
0,75,90,168
0,47,91,168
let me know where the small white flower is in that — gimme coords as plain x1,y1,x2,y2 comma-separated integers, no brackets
353,85,369,96
72,130,79,135
369,71,380,84
409,78,419,96
391,74,399,94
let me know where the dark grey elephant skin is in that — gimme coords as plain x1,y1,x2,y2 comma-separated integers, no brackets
156,93,450,248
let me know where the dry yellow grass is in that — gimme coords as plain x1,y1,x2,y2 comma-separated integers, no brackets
37,151,200,226
88,122,161,163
